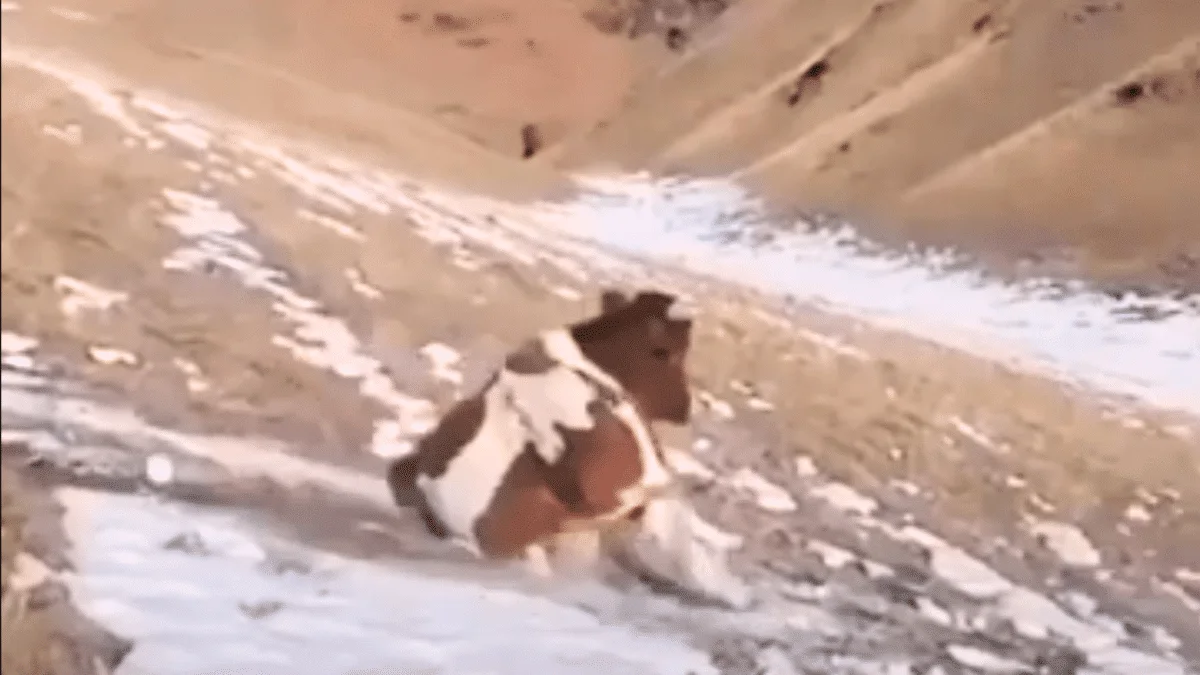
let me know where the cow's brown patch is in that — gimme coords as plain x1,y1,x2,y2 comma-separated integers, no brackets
472,442,574,557
551,397,645,515
571,290,694,423
414,390,489,479
504,337,558,375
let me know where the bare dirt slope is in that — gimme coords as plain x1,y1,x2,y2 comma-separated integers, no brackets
18,0,1200,290
553,0,1200,291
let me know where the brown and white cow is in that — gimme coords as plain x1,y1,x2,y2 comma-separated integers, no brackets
387,289,749,606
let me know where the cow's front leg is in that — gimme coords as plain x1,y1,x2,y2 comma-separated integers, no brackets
545,528,603,577
624,496,752,609
523,543,555,579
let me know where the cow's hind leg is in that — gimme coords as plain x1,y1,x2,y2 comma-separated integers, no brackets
386,456,423,508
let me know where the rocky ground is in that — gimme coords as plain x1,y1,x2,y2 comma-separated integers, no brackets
1,1,1198,673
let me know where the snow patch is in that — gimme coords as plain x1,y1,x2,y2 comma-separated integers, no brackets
727,468,797,513
809,482,878,517
418,342,465,387
54,275,128,316
1028,519,1102,568
58,489,715,675
156,189,438,458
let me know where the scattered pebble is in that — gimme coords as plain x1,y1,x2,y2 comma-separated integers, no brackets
54,276,128,316
87,345,140,367
1028,520,1101,568
344,268,383,300
746,396,775,411
727,467,798,513
889,480,921,497
914,596,953,626
696,390,735,420
945,644,1026,672
794,455,818,478
1124,503,1152,523
550,286,582,301
42,122,82,144
163,532,211,556
948,416,997,451
238,599,285,619
173,357,211,393
664,448,717,482
296,208,364,241
810,482,878,517
807,539,856,569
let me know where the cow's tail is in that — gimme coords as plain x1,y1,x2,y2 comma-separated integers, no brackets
386,455,423,508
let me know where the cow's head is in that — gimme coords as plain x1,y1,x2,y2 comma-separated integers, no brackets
571,289,695,424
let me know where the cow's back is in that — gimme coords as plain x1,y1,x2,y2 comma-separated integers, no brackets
414,379,530,551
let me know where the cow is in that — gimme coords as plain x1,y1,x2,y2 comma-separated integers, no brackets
386,289,749,607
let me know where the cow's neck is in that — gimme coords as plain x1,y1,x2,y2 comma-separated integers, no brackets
537,328,625,398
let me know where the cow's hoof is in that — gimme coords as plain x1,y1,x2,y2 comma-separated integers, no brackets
523,544,555,579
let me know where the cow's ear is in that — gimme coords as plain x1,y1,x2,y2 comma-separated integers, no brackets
600,289,630,314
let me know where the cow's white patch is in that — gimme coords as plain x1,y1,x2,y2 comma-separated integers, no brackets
501,365,604,464
416,381,529,552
